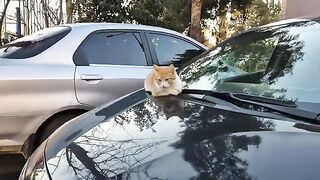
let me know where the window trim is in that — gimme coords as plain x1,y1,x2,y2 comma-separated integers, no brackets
145,31,206,65
73,29,152,66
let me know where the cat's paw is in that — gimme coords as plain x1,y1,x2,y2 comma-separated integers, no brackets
152,92,160,96
170,90,180,96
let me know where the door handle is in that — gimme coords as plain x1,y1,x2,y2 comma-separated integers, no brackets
81,74,103,81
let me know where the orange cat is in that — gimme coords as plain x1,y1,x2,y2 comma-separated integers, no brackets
144,64,183,96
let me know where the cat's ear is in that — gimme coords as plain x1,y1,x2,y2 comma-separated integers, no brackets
153,64,159,71
169,64,175,71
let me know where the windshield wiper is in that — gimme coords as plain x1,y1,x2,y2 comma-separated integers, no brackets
2,40,36,52
232,93,296,107
182,89,320,124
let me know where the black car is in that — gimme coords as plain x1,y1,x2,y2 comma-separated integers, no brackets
20,18,320,180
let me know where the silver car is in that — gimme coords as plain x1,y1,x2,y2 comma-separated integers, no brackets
0,23,207,156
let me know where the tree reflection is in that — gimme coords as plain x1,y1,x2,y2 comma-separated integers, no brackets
126,100,160,131
66,143,108,179
171,49,204,67
48,96,182,179
175,103,274,179
48,95,275,179
58,129,169,179
180,21,307,102
111,94,185,131
180,135,260,180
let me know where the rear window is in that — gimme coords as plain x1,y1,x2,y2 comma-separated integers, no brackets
0,26,71,59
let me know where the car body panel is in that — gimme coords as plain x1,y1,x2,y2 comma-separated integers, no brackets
20,89,320,180
75,65,153,107
0,64,78,150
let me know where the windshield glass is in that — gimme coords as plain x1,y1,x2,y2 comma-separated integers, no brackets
0,26,71,59
180,21,320,106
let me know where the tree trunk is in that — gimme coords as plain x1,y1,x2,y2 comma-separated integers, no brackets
59,0,63,24
190,0,203,43
75,0,82,22
67,143,107,179
66,0,73,23
216,8,227,43
42,0,49,28
0,0,11,45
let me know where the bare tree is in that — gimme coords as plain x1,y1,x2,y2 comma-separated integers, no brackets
190,0,203,43
0,0,11,45
41,0,49,28
41,0,64,28
66,0,73,23
59,0,63,23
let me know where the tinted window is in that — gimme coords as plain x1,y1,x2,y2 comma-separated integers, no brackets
80,32,147,66
0,26,71,59
149,33,203,66
180,21,320,106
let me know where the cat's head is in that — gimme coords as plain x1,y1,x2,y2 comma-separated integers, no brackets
153,64,176,88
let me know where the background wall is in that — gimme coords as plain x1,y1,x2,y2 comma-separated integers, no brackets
283,0,320,19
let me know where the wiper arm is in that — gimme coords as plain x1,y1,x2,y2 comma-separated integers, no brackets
2,40,36,52
182,89,320,124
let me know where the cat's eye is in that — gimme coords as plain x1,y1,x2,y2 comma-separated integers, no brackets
165,78,169,81
157,79,162,82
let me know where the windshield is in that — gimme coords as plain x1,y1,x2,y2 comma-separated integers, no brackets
180,21,320,108
0,26,71,59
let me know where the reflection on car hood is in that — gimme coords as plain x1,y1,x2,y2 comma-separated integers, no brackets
44,89,320,180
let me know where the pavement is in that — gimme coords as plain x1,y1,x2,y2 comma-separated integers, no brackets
0,154,26,180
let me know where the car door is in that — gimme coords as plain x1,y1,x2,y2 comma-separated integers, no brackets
146,32,205,66
74,30,153,107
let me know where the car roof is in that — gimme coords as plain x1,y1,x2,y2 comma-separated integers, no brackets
65,23,208,49
66,22,175,32
259,18,310,28
221,18,314,43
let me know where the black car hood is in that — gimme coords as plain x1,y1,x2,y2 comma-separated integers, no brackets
44,89,320,180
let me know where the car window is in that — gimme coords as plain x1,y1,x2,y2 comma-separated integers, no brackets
0,26,71,59
80,32,147,66
149,33,204,66
180,21,320,105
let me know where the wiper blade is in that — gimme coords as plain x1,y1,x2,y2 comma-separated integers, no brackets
185,89,295,107
182,89,320,124
233,93,296,107
2,40,36,52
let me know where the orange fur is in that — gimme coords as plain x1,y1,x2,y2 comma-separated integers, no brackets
144,64,183,96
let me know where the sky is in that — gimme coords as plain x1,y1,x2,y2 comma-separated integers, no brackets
1,0,64,34
1,0,18,33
